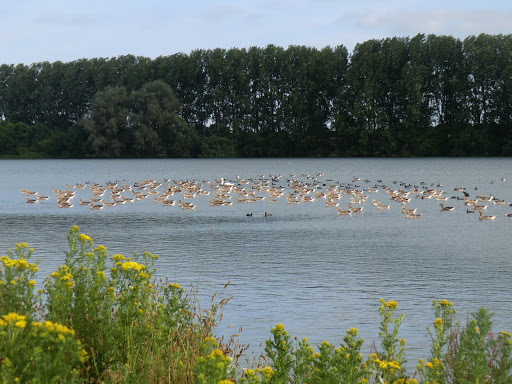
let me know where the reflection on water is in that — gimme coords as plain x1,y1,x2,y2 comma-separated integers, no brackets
1,158,512,370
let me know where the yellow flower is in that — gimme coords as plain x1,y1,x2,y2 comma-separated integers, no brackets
121,261,145,272
257,366,274,377
439,299,453,307
3,313,26,323
380,298,398,309
218,381,234,384
138,271,150,279
169,282,181,289
61,272,73,282
78,233,93,243
425,361,434,369
28,280,36,287
14,320,27,328
433,318,443,327
348,327,358,335
274,323,285,331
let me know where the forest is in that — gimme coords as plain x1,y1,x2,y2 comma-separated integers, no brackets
1,33,512,158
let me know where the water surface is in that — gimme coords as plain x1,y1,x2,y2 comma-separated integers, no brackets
1,158,511,371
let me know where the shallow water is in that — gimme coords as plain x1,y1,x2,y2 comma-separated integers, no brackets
1,158,511,371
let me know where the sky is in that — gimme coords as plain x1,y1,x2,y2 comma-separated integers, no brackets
2,0,512,65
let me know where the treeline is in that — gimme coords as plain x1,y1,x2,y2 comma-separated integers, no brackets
1,33,512,158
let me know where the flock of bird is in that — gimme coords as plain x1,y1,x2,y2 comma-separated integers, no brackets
20,173,512,221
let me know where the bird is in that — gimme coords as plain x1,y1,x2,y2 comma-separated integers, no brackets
439,203,454,211
264,211,272,217
337,208,352,216
402,206,417,214
479,211,496,220
246,213,253,217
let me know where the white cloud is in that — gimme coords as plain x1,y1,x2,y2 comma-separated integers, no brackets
349,8,512,38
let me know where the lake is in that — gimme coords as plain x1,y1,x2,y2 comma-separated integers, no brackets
1,157,511,371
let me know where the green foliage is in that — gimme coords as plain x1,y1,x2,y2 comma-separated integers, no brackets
2,36,512,157
0,227,233,383
81,80,198,158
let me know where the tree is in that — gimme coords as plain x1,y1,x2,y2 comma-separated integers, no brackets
81,86,130,157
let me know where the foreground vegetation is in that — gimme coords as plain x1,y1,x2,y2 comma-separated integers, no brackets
2,33,512,158
0,227,511,383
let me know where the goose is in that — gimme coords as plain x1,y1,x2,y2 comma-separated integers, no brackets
466,208,476,214
337,208,352,216
504,213,512,218
376,204,390,210
348,204,363,213
479,211,496,220
439,203,454,211
179,200,195,210
477,194,494,202
406,213,422,219
264,211,272,217
402,206,417,214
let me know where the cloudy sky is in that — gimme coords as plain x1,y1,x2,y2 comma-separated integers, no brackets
2,0,512,65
